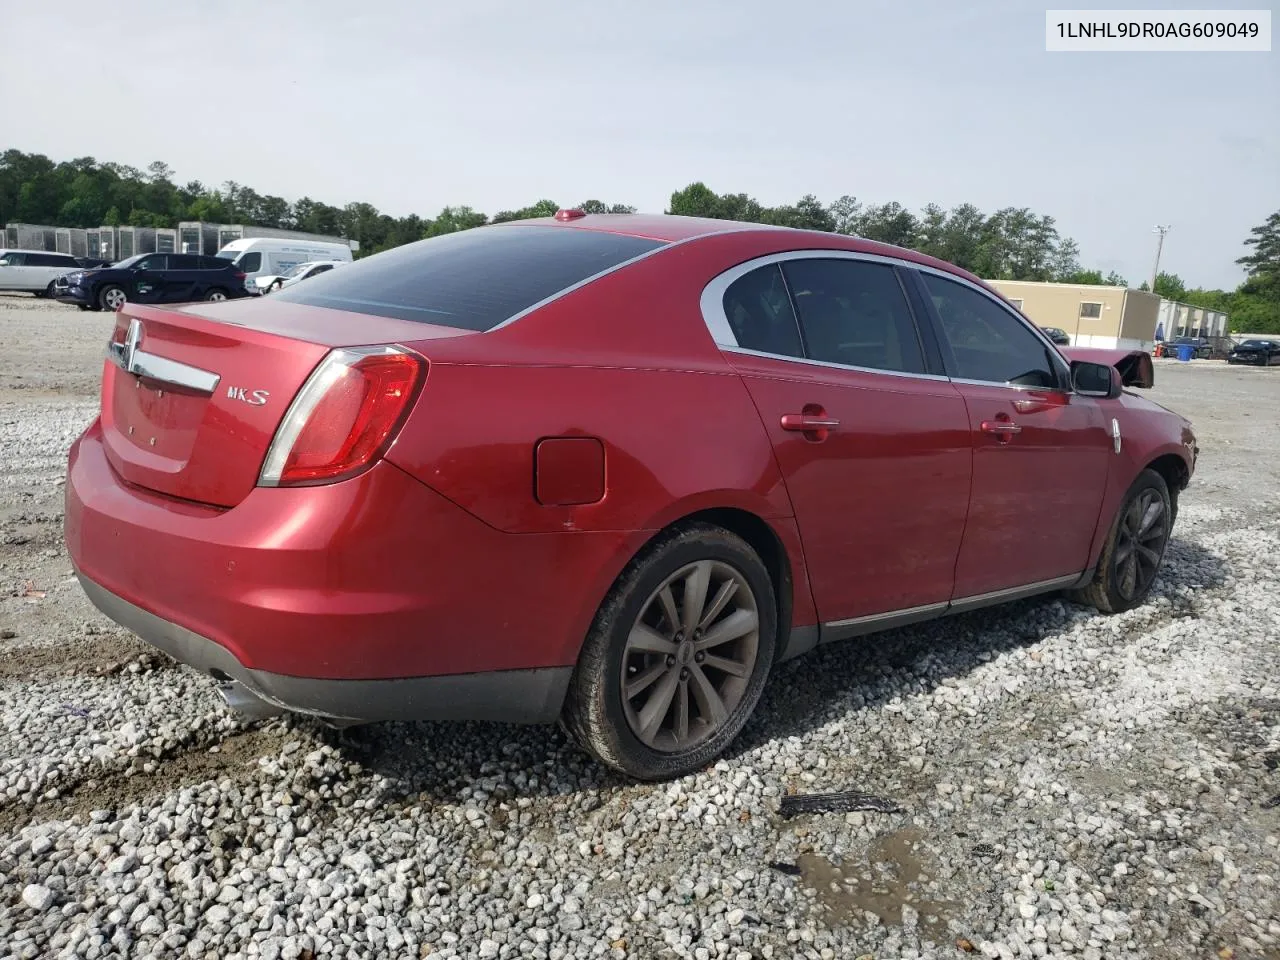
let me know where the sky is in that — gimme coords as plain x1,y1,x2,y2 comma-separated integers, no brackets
2,0,1277,289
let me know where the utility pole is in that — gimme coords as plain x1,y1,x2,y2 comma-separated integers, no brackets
1150,225,1171,294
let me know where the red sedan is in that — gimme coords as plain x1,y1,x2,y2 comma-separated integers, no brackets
66,212,1197,779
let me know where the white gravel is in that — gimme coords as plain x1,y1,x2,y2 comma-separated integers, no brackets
1,296,1278,959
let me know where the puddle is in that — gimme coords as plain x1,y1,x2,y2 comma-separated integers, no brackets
796,828,956,940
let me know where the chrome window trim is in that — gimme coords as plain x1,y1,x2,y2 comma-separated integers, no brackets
489,223,787,332
699,249,942,383
724,345,952,383
911,263,1074,389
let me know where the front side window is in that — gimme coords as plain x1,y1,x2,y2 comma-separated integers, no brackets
721,264,803,358
922,273,1061,388
1079,301,1102,319
134,255,167,271
0,253,26,266
782,259,924,374
238,252,263,272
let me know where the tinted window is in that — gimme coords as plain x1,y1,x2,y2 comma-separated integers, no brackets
722,264,803,358
922,273,1061,388
273,225,664,331
0,253,26,266
134,255,167,271
169,255,202,269
29,253,77,267
238,252,263,272
199,256,228,270
782,259,924,374
311,264,333,275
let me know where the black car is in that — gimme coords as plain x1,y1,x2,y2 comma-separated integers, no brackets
54,252,249,311
1227,338,1280,366
1165,336,1214,360
1041,326,1071,346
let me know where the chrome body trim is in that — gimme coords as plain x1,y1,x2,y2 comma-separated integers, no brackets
945,574,1082,614
813,573,1084,646
820,601,949,644
1112,417,1122,454
106,318,220,394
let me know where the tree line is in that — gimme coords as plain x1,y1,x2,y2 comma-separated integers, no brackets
2,148,1276,331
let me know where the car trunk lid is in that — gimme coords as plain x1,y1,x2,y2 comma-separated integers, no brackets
99,302,471,507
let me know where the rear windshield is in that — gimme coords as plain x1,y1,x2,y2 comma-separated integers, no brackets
270,225,665,331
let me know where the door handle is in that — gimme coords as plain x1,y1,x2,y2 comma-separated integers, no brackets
980,418,1022,443
781,413,841,431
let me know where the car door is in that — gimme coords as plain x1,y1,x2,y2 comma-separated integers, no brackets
0,251,29,290
159,254,206,302
703,253,972,631
127,254,169,303
914,270,1112,601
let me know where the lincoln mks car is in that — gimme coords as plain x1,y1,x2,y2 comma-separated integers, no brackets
65,212,1197,779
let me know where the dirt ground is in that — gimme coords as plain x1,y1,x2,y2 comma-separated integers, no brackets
1,291,1278,809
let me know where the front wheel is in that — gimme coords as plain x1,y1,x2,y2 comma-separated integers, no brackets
562,524,777,780
98,285,126,312
1072,469,1172,614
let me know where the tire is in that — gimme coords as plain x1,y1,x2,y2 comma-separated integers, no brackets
1071,469,1172,615
562,523,777,780
204,288,228,302
98,285,126,312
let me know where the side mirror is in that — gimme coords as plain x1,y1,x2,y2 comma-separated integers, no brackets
1071,360,1121,399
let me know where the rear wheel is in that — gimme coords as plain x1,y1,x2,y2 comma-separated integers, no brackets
205,288,228,301
562,524,777,780
1072,469,1172,614
98,285,126,312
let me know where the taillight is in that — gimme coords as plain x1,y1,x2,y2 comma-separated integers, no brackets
235,272,247,281
258,346,425,487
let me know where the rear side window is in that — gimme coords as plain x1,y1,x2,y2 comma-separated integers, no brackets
782,259,925,374
722,264,803,358
170,254,202,269
272,225,664,331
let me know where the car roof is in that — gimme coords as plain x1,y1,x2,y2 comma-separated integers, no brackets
509,213,992,289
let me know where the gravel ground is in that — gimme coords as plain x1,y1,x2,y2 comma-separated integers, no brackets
1,294,1278,960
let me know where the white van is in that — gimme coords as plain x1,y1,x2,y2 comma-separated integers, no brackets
0,249,84,296
214,238,353,291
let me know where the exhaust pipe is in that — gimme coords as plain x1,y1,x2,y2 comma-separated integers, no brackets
217,680,288,720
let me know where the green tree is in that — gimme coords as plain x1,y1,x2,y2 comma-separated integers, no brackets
1152,272,1186,300
1062,269,1104,285
1105,270,1128,287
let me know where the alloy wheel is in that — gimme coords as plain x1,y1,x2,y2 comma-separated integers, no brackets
207,291,227,301
1112,489,1168,601
620,560,759,752
104,288,126,311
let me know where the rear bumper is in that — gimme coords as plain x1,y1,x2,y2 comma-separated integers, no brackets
66,419,645,720
74,573,571,722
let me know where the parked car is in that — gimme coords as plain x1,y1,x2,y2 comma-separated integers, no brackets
1168,336,1213,360
251,259,346,295
0,249,83,297
65,213,1197,780
1041,326,1071,346
54,253,250,311
216,237,353,293
1227,338,1280,366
